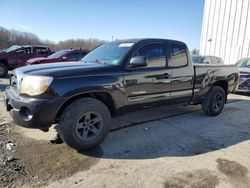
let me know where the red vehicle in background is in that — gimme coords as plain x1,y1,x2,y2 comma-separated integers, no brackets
0,45,52,77
26,49,89,65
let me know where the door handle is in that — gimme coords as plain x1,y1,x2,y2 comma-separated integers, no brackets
163,73,171,78
156,73,171,79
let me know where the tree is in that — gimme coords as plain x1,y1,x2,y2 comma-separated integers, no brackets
191,49,199,55
0,26,105,51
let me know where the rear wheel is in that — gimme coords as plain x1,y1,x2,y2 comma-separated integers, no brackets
58,97,111,151
201,86,226,116
0,63,8,78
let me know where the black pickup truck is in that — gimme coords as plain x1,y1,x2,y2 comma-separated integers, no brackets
4,39,239,151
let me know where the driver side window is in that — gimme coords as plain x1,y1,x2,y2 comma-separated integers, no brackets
132,43,166,68
15,47,32,54
15,48,26,54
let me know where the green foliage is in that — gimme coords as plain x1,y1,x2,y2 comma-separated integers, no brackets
191,48,199,55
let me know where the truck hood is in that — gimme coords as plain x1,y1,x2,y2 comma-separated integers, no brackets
26,57,47,64
239,67,250,74
14,61,113,78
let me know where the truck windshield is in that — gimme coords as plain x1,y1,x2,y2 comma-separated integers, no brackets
192,55,203,64
48,50,71,59
82,42,134,65
3,45,21,52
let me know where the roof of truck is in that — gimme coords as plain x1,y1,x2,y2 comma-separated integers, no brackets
115,38,186,44
21,45,49,48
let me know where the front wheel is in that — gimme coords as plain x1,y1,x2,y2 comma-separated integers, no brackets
58,97,111,151
201,86,226,116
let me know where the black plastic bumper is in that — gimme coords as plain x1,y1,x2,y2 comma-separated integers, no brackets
4,86,64,129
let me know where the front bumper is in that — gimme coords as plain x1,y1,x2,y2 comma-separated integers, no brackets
4,86,64,129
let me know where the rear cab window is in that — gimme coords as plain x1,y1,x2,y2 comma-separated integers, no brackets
168,42,188,67
34,47,50,54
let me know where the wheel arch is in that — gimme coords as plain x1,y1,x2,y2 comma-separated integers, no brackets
55,91,116,120
0,59,9,68
212,79,228,103
212,79,228,94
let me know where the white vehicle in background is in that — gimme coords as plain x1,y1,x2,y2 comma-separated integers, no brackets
235,58,250,93
192,55,224,65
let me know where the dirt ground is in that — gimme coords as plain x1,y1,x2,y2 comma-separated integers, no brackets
0,76,250,188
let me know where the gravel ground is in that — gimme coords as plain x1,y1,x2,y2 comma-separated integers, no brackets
0,76,250,188
0,121,31,188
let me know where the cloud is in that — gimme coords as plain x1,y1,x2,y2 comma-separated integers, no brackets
16,24,31,30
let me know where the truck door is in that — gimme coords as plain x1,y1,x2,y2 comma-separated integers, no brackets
124,42,172,105
168,42,194,103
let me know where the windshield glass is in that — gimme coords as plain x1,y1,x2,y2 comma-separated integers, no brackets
82,42,134,65
235,59,246,67
192,55,203,64
3,45,21,52
48,50,71,59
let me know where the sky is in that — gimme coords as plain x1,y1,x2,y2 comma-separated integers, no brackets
0,0,204,49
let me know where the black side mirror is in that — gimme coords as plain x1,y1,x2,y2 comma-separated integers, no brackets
129,56,147,68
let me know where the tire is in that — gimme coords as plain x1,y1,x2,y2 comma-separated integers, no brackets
0,63,8,78
201,86,226,116
58,97,111,151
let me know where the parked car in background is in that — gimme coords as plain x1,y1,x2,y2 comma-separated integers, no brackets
0,45,52,77
235,58,250,93
26,49,89,65
192,55,224,64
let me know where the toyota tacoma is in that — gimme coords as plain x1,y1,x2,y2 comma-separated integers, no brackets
4,39,239,151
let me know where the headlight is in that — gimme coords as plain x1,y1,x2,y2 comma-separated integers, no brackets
20,76,53,96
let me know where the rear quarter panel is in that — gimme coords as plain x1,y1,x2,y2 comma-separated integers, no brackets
193,64,239,101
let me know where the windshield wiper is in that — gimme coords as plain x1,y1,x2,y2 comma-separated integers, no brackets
95,59,106,64
81,59,106,64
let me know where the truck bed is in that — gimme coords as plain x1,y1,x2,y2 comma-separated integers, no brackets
192,64,239,102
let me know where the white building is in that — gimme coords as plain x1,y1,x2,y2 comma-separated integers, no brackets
200,0,250,64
